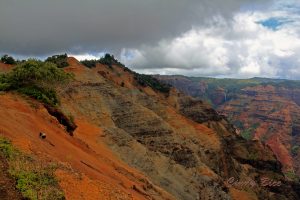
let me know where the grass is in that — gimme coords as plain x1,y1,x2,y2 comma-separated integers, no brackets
0,136,65,200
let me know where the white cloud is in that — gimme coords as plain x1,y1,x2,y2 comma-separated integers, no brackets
70,53,105,61
120,1,300,79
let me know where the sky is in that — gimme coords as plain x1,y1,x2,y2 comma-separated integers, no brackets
1,0,300,79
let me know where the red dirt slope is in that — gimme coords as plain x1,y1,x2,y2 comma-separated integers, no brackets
0,93,174,200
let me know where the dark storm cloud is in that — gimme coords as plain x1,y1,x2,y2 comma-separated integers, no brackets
0,0,268,56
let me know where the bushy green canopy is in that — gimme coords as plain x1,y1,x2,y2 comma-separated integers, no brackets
0,59,73,106
1,59,72,89
1,54,16,65
45,54,69,68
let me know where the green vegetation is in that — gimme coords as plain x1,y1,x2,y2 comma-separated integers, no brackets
45,54,69,68
240,123,259,141
18,86,59,106
80,53,125,68
80,59,98,68
272,80,300,89
99,53,124,68
284,170,299,181
0,137,16,158
1,54,17,64
134,73,171,93
0,136,65,200
291,145,300,156
0,59,73,106
181,76,300,107
241,128,254,140
241,130,252,140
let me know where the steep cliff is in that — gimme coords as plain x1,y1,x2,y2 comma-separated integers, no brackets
0,59,299,199
156,75,300,178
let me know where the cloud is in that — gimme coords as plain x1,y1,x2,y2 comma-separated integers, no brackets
120,1,300,79
3,0,298,79
0,0,268,56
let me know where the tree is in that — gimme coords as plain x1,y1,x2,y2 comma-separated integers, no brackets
45,53,69,68
1,55,16,64
99,53,124,68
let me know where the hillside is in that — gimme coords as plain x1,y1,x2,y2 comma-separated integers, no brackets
156,75,300,178
0,57,299,199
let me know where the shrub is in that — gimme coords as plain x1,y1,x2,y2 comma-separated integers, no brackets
241,128,253,140
0,74,10,91
5,59,72,89
45,54,69,68
18,86,59,106
1,54,16,64
0,137,65,200
99,53,124,68
80,54,125,68
0,59,73,106
80,59,97,68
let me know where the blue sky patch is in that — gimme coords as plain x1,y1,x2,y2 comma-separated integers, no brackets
257,17,293,30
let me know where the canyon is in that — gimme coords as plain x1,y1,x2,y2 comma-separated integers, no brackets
0,59,299,199
156,75,300,179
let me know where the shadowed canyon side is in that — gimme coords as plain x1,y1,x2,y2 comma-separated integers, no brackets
0,58,300,200
156,75,300,178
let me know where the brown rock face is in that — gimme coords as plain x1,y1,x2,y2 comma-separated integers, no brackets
0,60,299,199
220,85,300,174
156,75,300,178
59,60,299,199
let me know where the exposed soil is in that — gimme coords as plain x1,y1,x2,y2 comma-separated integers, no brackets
0,63,13,72
0,93,173,200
